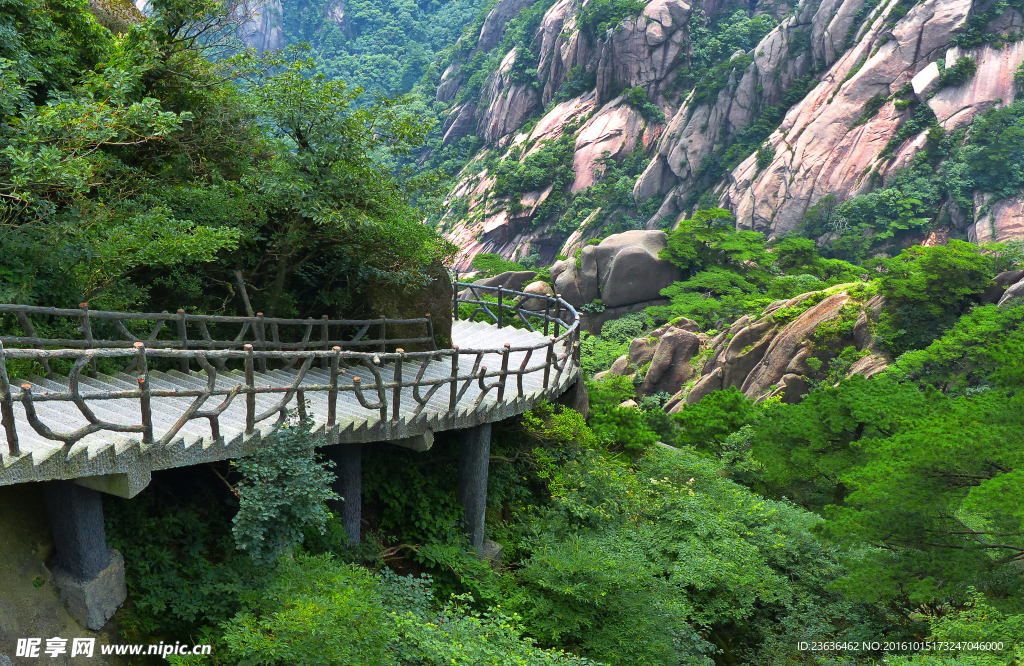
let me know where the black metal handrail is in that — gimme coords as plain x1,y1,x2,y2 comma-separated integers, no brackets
0,287,580,457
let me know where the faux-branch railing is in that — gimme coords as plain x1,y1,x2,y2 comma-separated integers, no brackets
0,284,580,457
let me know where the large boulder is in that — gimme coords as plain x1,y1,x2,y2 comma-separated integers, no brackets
369,261,454,350
998,277,1024,309
982,270,1024,304
518,280,556,312
590,230,683,308
638,327,701,396
463,270,538,295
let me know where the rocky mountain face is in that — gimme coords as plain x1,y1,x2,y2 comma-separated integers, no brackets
591,266,1024,405
435,0,1024,268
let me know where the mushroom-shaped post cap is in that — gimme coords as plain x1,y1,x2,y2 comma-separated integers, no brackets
244,343,254,351
396,348,404,354
21,383,30,389
425,313,431,317
177,308,185,313
504,343,511,348
79,303,88,308
332,346,341,352
453,345,459,350
353,376,361,382
138,377,145,384
256,312,264,317
133,341,144,348
322,314,329,319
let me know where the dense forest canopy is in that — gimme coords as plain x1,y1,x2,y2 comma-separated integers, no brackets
0,0,453,318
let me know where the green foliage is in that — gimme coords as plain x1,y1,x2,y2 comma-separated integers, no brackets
579,312,652,376
672,387,757,453
650,215,862,328
222,555,391,664
492,134,576,200
874,240,994,354
624,86,665,123
756,143,775,170
576,0,646,43
506,446,884,666
280,0,493,98
105,472,261,641
232,423,339,564
586,375,659,452
470,252,529,277
937,57,978,89
216,554,596,666
800,189,932,262
0,3,454,316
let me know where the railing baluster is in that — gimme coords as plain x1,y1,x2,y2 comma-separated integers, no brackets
393,348,404,421
543,338,554,390
449,347,459,411
135,342,153,445
0,341,20,456
497,287,503,329
553,299,561,337
80,303,97,378
425,314,436,351
177,309,190,374
244,344,255,434
543,297,550,336
378,315,386,353
321,315,330,370
255,313,267,374
518,349,532,398
497,343,510,402
328,346,340,428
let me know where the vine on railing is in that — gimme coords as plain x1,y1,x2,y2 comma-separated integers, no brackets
0,285,579,457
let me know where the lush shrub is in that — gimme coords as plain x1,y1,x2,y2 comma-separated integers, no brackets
213,555,597,666
672,387,758,453
624,86,665,123
233,422,338,564
470,252,529,277
576,0,646,42
874,240,994,354
937,57,978,88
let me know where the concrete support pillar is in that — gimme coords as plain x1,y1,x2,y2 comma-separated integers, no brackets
42,481,126,630
457,423,491,551
330,444,362,545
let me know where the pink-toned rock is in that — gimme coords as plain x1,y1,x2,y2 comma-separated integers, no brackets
848,353,891,378
722,0,975,237
572,99,646,191
970,194,1024,244
928,41,1024,130
639,328,701,396
477,50,542,142
741,292,851,398
519,280,556,311
590,230,683,308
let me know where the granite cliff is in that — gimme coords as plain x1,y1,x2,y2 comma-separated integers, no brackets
433,0,1024,267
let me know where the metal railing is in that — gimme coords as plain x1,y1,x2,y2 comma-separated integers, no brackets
0,286,580,457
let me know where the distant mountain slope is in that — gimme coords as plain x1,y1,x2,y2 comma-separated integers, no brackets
429,0,1024,268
